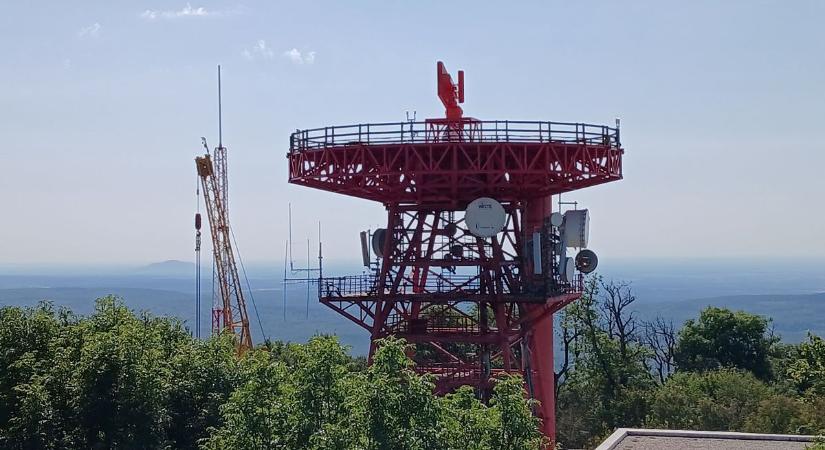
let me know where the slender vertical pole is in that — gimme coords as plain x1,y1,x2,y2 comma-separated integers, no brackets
218,65,223,148
196,235,201,338
318,221,323,280
283,241,288,321
195,182,202,339
318,224,323,299
288,203,293,271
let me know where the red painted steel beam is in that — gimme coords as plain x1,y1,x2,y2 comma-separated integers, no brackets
288,142,622,205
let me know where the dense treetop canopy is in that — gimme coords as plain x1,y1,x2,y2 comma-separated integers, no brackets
0,297,544,450
2,281,825,449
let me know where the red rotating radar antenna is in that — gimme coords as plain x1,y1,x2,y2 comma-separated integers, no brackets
287,60,624,444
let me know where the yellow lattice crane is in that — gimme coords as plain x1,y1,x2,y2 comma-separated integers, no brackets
193,66,252,352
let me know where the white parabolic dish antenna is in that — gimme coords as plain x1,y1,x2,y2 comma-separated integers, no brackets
464,197,506,238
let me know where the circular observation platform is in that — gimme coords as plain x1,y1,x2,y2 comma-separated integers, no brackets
287,119,623,206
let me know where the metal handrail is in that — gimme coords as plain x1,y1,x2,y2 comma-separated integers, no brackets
319,272,582,299
290,120,620,152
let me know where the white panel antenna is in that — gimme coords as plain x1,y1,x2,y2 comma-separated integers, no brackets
562,209,590,248
359,231,370,267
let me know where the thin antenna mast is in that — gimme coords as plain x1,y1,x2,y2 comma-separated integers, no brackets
218,65,223,148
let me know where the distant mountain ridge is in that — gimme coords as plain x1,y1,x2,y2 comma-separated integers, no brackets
634,292,825,343
2,259,825,355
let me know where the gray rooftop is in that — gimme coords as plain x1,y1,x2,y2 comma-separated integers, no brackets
596,429,816,450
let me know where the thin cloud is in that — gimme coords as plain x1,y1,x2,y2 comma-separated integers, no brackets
283,48,316,65
141,3,211,20
243,40,275,60
77,23,101,38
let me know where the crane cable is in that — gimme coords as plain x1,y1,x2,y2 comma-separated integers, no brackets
230,227,268,341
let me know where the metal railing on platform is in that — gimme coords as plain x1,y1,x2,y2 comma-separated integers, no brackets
290,120,620,152
320,273,482,298
319,272,583,299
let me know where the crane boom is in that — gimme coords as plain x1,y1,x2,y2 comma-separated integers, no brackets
195,149,252,351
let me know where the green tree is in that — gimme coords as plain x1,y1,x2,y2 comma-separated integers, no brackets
439,386,496,450
744,395,815,435
356,337,443,450
646,368,769,431
0,302,66,448
1,297,236,450
0,299,546,450
287,335,352,448
202,351,291,449
165,334,239,450
2,297,189,449
555,277,652,448
674,307,777,380
488,375,546,450
786,333,825,395
71,297,180,449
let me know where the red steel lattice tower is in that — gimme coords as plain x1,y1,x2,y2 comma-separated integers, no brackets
287,61,623,442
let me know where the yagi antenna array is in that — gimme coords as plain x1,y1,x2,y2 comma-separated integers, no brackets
282,203,323,320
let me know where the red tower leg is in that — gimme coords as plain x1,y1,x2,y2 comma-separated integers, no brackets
528,312,556,441
523,195,557,442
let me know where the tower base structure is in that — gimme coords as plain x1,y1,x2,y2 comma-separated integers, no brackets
318,197,582,440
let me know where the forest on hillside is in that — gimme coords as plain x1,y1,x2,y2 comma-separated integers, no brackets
2,276,825,449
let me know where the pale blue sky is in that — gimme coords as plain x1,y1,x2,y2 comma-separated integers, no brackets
2,1,824,265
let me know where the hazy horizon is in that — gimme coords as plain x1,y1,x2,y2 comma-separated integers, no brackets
3,255,825,274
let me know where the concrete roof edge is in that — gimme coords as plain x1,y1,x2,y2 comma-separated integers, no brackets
594,428,818,450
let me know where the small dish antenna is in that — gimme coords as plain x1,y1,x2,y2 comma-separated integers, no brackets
550,212,564,227
464,197,506,238
562,209,589,248
575,249,598,274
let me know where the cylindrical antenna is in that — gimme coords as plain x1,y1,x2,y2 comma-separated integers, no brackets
218,65,223,148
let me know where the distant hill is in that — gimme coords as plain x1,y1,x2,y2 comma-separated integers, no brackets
634,292,825,343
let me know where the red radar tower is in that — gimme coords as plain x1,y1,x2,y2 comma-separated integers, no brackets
287,61,623,442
